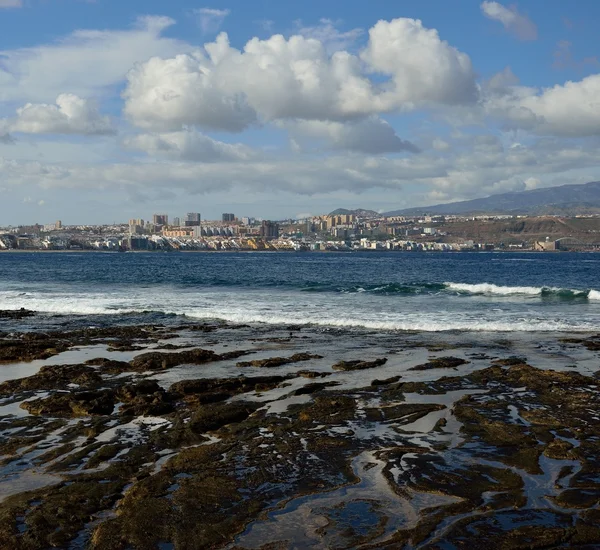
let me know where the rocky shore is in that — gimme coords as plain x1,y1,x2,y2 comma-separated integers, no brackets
1,314,600,549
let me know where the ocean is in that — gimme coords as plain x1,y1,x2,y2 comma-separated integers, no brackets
1,250,599,332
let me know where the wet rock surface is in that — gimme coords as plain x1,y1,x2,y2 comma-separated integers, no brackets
0,309,35,320
0,336,70,363
236,352,322,368
0,325,180,364
332,357,388,371
0,364,101,395
1,323,600,549
130,348,223,371
409,356,469,371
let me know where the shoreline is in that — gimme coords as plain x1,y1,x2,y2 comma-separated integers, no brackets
0,248,590,254
1,308,597,335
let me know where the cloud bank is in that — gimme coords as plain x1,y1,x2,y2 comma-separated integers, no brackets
123,18,478,133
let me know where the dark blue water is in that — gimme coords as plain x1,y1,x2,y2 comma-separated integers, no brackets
1,251,599,332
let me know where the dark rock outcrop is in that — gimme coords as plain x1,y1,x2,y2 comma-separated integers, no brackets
332,358,387,371
236,353,322,368
0,309,35,319
21,389,115,417
409,356,469,371
0,364,101,396
188,402,261,433
117,380,175,417
130,349,220,371
170,375,289,405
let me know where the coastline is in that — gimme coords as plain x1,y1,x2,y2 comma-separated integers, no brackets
0,247,579,254
1,316,600,548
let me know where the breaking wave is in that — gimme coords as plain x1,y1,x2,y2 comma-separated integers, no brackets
444,282,594,299
0,286,599,333
301,281,597,300
301,282,446,295
180,311,595,333
588,290,600,301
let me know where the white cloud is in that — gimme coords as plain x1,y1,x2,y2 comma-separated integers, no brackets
293,18,363,52
486,74,600,136
123,51,257,132
3,133,597,197
4,94,114,135
481,2,537,41
0,0,22,8
124,130,256,162
0,152,447,196
524,177,541,190
193,8,230,35
361,18,478,106
123,33,367,131
257,20,274,33
486,66,519,91
0,16,190,102
432,138,450,151
123,18,477,132
442,68,600,139
287,117,420,154
3,131,600,217
425,136,600,201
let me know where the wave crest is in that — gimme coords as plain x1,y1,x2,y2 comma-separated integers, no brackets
444,282,593,299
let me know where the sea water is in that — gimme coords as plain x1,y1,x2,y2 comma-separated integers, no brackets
0,251,599,332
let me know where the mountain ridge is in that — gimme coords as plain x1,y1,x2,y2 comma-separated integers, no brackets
383,181,600,216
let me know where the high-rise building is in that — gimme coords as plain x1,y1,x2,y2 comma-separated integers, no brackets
185,213,201,227
260,220,279,239
129,222,143,235
55,220,62,230
222,213,235,222
173,217,181,227
153,214,168,226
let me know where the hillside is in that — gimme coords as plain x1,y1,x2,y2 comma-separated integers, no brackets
434,216,600,245
329,208,380,218
384,181,600,216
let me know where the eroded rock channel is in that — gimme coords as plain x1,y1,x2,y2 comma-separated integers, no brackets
1,322,600,549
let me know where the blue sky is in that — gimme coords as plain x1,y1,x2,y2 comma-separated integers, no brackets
0,0,599,224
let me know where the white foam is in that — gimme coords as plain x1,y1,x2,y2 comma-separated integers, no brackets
0,292,137,316
588,290,600,301
445,282,543,296
96,416,171,444
181,310,593,332
2,284,599,333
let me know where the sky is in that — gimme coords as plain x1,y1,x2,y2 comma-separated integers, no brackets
0,0,599,224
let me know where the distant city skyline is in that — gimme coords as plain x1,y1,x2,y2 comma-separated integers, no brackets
1,1,599,225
